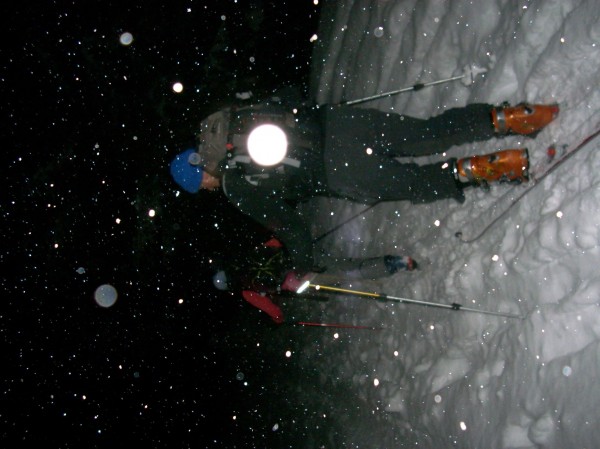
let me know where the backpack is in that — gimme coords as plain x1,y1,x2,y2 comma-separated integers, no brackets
195,108,231,176
196,103,312,177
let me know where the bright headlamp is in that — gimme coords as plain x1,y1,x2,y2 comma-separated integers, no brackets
247,124,288,166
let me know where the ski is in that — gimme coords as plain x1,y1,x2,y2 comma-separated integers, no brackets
455,123,600,243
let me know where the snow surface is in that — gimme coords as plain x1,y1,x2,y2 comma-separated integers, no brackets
291,1,600,447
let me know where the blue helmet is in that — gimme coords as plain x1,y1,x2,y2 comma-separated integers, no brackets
170,149,204,193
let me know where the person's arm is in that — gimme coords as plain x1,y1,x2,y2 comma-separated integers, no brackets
222,172,314,273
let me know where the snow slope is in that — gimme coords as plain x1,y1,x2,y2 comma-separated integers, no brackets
298,1,600,447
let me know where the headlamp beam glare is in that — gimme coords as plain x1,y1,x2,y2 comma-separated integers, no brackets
247,124,288,166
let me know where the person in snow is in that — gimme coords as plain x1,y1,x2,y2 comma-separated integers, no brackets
209,234,415,323
170,97,558,284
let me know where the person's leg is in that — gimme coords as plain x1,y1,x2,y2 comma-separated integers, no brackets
321,105,534,206
369,104,496,156
377,158,465,202
325,103,558,158
326,152,465,204
321,106,471,204
314,255,415,282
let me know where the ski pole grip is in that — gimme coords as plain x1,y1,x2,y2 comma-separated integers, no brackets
451,303,462,310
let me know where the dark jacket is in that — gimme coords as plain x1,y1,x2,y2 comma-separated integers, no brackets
218,102,325,272
219,103,470,272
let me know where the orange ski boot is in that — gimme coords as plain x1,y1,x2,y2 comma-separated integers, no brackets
492,103,559,135
457,149,529,185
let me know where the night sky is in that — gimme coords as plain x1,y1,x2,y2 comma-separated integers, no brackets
4,1,325,447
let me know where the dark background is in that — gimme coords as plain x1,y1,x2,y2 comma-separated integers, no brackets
3,1,330,447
